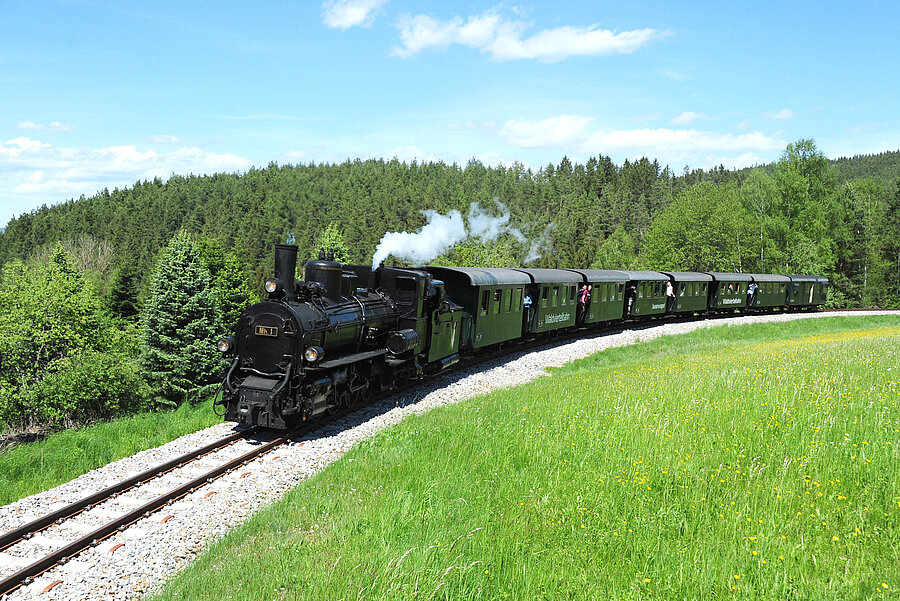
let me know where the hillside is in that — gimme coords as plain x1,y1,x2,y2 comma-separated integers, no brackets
1,142,899,310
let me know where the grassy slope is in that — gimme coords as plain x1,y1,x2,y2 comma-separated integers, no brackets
150,316,900,601
0,401,221,506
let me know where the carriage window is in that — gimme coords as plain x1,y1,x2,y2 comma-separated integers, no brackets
514,288,523,311
504,289,512,312
638,284,644,299
736,283,742,294
552,287,559,307
600,284,607,302
480,290,489,314
721,283,727,294
679,283,686,297
780,283,786,293
701,283,708,295
570,286,576,301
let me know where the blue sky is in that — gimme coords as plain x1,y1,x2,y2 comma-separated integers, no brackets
2,0,898,227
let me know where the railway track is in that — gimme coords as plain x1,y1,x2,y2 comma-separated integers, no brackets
0,425,311,597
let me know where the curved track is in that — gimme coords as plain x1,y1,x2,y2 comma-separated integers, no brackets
0,425,314,597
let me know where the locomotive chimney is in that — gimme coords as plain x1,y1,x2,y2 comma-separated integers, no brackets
274,244,298,301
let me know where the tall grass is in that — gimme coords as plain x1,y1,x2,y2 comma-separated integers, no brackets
151,316,900,600
0,401,221,506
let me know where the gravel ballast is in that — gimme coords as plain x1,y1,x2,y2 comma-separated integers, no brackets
0,311,895,600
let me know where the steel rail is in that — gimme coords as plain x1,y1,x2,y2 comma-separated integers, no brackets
0,427,256,553
0,426,306,597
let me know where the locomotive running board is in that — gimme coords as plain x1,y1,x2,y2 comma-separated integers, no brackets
316,349,387,370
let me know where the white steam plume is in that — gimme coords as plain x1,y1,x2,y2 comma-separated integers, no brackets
371,199,550,267
372,209,467,268
524,223,554,263
467,199,527,243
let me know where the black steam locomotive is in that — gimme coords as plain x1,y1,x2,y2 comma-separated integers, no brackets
216,244,462,428
216,244,827,429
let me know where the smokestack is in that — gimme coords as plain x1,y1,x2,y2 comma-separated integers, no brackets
274,244,298,301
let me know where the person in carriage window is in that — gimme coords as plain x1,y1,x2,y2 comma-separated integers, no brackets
666,280,675,311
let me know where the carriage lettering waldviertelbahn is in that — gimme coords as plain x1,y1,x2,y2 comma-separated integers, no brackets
215,244,828,429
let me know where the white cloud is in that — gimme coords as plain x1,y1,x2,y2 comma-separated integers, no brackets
763,109,793,120
499,115,594,147
671,111,711,126
391,12,665,62
1,136,253,205
16,120,76,132
322,0,387,30
495,115,786,169
147,134,181,144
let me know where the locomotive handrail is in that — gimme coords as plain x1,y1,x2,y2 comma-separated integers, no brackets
222,357,240,396
268,363,292,401
241,367,288,378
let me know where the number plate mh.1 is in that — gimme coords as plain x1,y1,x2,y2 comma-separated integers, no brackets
255,325,278,338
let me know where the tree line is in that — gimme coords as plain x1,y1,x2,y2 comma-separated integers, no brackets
1,139,898,433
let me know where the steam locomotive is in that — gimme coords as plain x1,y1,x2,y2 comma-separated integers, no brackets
215,244,827,429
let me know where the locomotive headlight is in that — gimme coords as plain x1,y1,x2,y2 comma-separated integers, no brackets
304,346,324,363
264,278,279,293
216,336,236,354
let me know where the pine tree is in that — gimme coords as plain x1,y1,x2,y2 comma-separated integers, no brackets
140,231,224,408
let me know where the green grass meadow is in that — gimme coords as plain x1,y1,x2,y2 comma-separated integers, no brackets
148,316,900,601
0,401,221,506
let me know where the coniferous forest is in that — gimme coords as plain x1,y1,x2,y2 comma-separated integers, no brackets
1,139,899,433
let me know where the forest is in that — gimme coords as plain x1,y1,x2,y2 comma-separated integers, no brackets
1,139,898,433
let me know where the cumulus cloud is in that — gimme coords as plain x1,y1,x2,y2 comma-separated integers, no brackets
1,136,253,207
763,109,793,120
495,114,786,169
322,0,387,29
16,120,76,132
499,115,594,148
391,12,665,62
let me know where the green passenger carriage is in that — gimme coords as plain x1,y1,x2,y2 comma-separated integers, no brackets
619,271,669,317
747,274,790,310
563,269,627,324
511,268,584,334
425,266,530,351
786,275,828,309
706,272,753,311
660,272,712,314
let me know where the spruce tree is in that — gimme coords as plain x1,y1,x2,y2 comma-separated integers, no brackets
140,231,224,408
214,252,256,331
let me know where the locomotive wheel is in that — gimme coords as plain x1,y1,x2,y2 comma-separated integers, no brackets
345,390,361,409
